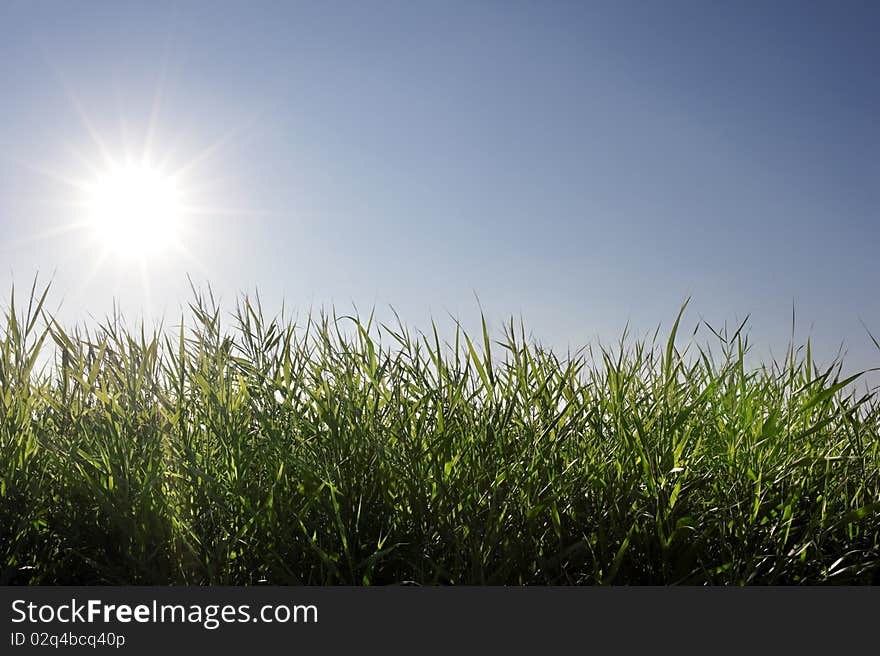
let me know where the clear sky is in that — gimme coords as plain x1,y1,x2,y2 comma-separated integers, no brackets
1,1,878,372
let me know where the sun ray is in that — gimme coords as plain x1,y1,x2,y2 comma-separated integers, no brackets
0,221,91,250
139,259,154,325
113,88,134,168
177,203,275,217
65,146,111,181
69,245,110,302
143,31,174,167
14,160,93,193
55,75,116,171
169,110,262,180
169,239,214,281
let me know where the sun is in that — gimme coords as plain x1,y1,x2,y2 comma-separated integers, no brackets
83,162,183,256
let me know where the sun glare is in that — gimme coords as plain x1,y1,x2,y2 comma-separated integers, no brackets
83,163,182,256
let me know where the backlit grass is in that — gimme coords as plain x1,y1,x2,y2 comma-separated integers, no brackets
2,281,879,584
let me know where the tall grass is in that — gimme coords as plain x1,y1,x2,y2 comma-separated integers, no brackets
2,281,879,584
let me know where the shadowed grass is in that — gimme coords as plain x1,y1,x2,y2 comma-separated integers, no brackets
2,282,879,584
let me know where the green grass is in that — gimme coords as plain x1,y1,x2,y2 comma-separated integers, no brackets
2,280,880,584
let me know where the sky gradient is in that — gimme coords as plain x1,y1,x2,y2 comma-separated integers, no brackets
1,1,878,372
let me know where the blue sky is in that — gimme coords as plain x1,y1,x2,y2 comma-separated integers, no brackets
1,1,878,371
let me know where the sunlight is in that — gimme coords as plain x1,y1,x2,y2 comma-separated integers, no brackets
83,161,182,256
9,58,248,296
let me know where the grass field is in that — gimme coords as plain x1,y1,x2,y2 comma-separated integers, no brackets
2,281,880,585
